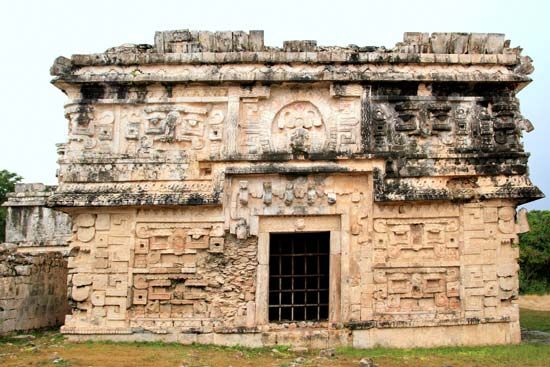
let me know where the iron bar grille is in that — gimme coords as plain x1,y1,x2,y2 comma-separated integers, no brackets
268,232,330,322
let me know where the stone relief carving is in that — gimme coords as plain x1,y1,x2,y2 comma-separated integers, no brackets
66,105,94,137
334,98,361,152
226,174,370,240
271,101,326,154
372,106,388,149
475,105,493,149
64,103,226,157
368,201,525,322
66,209,234,328
65,108,116,152
96,111,115,141
491,100,531,151
66,212,133,326
373,267,461,315
144,109,179,140
369,98,530,154
237,86,363,156
373,217,460,263
454,106,471,147
63,85,371,161
460,203,522,318
394,102,420,133
242,99,270,155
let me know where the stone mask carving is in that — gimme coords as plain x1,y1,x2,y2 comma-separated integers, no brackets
272,101,326,154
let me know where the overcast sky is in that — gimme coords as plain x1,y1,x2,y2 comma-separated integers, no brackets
0,0,548,209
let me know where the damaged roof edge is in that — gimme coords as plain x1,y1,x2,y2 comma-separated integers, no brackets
49,30,533,77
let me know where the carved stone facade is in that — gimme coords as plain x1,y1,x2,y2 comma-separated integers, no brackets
48,30,542,348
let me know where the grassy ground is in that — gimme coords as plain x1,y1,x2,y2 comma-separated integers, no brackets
521,308,550,332
0,309,548,367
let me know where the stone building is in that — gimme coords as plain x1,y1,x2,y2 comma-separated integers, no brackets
0,184,71,334
48,30,543,348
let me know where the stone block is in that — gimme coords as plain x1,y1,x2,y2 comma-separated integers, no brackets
91,291,106,306
283,40,317,52
133,289,147,305
485,33,505,54
430,33,451,54
248,30,264,51
208,237,224,253
14,265,31,276
214,31,233,52
75,214,95,227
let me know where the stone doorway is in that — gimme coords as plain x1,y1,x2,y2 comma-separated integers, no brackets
268,232,330,322
255,216,341,326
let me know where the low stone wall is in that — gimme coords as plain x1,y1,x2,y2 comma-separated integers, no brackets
518,295,550,311
4,183,71,250
0,243,69,334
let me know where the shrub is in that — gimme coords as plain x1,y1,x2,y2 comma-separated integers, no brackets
519,210,550,294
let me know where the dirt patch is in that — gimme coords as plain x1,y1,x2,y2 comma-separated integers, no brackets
518,295,550,311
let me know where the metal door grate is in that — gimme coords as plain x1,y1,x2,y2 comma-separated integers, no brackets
269,232,330,322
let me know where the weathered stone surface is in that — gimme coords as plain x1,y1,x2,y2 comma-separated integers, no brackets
44,30,543,348
0,244,69,334
3,184,71,249
0,184,71,334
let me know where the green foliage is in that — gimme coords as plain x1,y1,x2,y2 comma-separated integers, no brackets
519,210,550,294
0,169,23,242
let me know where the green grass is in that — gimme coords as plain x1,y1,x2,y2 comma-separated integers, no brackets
337,344,550,365
521,308,550,332
75,338,290,357
185,342,291,357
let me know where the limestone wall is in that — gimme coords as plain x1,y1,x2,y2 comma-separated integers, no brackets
59,198,524,347
4,183,71,250
62,207,257,335
0,183,71,334
0,243,69,334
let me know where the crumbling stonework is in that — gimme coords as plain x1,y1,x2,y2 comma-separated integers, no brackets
4,183,72,250
0,184,71,334
0,244,69,334
49,30,542,348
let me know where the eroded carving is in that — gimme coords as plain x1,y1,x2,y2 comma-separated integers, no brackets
373,267,460,315
271,101,326,154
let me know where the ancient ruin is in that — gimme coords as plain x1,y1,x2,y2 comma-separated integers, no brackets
44,30,543,348
1,184,71,334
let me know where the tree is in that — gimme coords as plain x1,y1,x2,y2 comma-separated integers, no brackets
0,169,23,242
518,210,550,294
